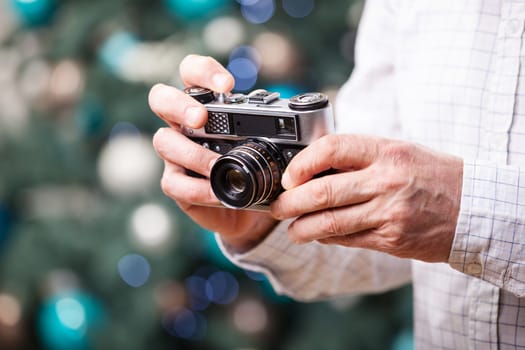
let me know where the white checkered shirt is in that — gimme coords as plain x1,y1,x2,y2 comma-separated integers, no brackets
218,0,525,348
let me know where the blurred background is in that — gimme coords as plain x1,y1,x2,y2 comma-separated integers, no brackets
0,0,413,349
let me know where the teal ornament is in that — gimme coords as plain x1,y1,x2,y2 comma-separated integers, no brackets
264,84,303,99
38,292,105,350
75,100,105,137
10,0,57,27
0,203,12,252
164,0,229,21
98,31,138,76
392,329,414,350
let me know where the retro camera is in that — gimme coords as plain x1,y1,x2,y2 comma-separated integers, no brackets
182,86,334,211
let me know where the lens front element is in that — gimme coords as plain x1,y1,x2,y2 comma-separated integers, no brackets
210,139,285,209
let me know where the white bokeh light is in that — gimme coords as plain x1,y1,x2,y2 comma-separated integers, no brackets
97,133,161,197
203,16,245,55
130,202,175,252
233,298,268,334
252,32,298,80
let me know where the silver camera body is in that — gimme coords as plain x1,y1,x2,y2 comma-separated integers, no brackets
182,87,334,211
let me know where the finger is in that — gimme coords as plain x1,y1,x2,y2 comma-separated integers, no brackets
180,54,234,93
282,134,385,190
148,83,208,129
317,230,375,248
161,160,219,207
153,127,219,177
287,200,382,244
270,169,377,220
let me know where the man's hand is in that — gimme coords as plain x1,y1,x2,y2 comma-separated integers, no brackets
270,134,463,262
149,55,278,252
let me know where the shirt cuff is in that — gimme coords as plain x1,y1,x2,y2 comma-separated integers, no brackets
449,160,525,296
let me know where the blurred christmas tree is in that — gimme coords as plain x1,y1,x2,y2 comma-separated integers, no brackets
0,0,413,349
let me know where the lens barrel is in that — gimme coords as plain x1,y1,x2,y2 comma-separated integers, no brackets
210,139,285,209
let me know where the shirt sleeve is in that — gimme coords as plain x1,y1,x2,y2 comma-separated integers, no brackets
216,0,412,301
449,161,525,297
217,220,412,301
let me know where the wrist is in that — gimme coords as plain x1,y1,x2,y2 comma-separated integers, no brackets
221,216,279,253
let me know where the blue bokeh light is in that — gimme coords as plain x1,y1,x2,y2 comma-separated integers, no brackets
229,45,261,69
227,57,258,92
205,271,239,305
162,308,207,340
185,276,211,311
282,0,315,18
240,0,275,24
109,121,141,142
117,254,151,288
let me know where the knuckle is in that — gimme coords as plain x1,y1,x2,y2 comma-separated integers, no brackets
310,181,332,208
320,209,342,235
382,142,415,165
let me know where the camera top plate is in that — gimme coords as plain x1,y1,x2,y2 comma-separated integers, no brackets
183,87,334,146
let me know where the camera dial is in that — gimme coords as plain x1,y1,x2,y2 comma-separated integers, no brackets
288,92,328,111
183,87,215,104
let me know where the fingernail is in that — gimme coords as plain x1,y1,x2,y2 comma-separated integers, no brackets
281,171,292,190
212,73,230,91
186,106,204,127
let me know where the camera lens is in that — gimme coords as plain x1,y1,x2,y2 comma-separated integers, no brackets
210,139,285,209
226,169,247,193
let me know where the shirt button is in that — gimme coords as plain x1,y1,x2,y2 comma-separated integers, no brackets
466,263,482,276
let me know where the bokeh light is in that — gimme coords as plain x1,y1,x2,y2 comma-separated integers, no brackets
240,0,275,24
98,31,138,76
162,308,207,340
48,60,85,106
109,121,140,141
0,294,21,327
117,254,151,288
154,281,186,313
97,132,161,197
282,0,315,18
227,57,258,92
38,292,105,350
18,59,51,103
232,298,268,334
205,271,239,305
185,276,210,311
252,32,298,80
130,202,175,253
229,45,261,69
55,298,86,331
203,16,245,55
10,0,57,27
165,0,229,21
265,84,302,98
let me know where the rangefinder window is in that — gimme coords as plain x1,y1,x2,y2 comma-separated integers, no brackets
231,114,297,140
